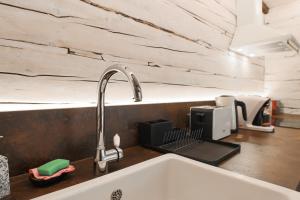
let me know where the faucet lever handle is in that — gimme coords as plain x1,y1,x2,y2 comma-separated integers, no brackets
113,134,120,148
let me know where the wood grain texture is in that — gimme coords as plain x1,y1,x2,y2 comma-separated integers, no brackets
221,127,300,190
0,0,264,107
263,1,270,14
264,0,298,8
265,1,300,114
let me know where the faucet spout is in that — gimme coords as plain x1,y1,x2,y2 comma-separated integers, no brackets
95,64,143,172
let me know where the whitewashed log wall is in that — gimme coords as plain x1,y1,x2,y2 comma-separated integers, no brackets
265,0,300,114
264,0,298,8
0,0,265,110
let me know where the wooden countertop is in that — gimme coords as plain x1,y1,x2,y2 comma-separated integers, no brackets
6,127,300,199
6,147,161,200
221,127,300,190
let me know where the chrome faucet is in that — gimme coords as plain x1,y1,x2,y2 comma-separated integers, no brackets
95,64,143,172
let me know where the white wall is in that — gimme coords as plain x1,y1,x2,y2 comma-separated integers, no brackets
265,0,300,114
0,0,265,110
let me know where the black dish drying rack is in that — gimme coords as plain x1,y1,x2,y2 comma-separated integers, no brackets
139,121,240,166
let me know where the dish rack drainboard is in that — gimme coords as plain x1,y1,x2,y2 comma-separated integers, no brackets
146,128,240,166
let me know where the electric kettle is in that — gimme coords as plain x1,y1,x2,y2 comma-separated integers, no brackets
236,95,274,132
215,95,247,133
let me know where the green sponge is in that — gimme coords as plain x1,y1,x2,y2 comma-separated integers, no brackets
37,159,70,176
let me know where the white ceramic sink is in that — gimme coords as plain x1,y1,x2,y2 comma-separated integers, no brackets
34,154,300,200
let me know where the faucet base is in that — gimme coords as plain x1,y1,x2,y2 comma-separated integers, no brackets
93,161,108,175
95,148,124,172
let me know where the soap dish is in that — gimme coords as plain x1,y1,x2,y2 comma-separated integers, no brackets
29,165,75,186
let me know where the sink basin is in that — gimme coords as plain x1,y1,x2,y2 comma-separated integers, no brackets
34,154,300,200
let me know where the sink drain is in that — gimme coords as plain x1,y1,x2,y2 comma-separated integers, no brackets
111,189,123,200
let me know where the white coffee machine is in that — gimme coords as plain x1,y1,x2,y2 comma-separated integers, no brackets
215,96,247,133
236,96,274,133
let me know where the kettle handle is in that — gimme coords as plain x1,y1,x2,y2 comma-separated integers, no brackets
236,100,247,121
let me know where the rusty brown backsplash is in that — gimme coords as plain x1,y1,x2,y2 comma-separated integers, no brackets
0,101,213,176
